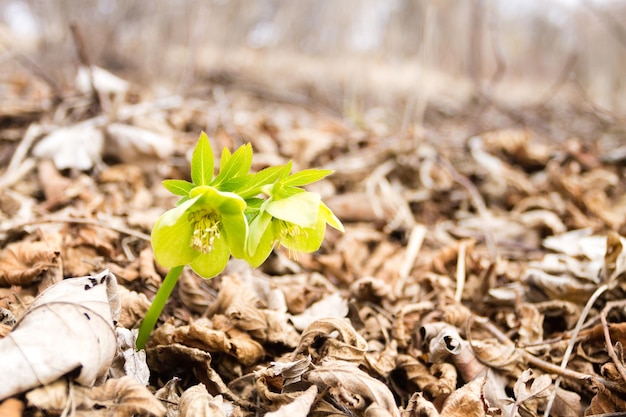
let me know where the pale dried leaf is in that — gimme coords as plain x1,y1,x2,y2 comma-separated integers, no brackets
305,360,400,417
179,384,235,417
76,376,166,417
265,385,318,417
440,377,487,417
402,392,439,417
105,123,175,163
0,270,119,400
294,317,367,363
289,292,348,331
33,124,104,171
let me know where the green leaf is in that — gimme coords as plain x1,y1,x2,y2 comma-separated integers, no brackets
191,132,214,186
162,179,194,196
266,192,321,228
282,169,334,187
213,143,253,186
221,163,292,198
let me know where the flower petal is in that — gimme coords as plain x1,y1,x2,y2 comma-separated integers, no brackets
189,236,231,278
221,211,248,259
190,186,246,215
151,200,200,267
266,191,321,228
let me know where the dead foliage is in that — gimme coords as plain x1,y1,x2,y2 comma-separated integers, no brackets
1,59,626,417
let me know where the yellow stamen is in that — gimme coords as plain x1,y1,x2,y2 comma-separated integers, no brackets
188,210,221,254
277,220,307,260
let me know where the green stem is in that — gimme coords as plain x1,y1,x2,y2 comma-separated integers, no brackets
136,265,184,350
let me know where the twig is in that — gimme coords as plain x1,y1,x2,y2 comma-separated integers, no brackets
471,315,626,393
0,216,151,242
454,240,469,303
543,283,609,417
395,223,426,298
601,300,626,385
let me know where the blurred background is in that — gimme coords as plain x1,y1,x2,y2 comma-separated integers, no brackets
2,0,626,128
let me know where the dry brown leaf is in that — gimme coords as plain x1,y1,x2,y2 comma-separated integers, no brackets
179,384,235,417
0,240,60,286
178,269,213,314
289,292,349,331
305,360,400,417
76,376,166,417
0,397,24,417
551,388,582,417
439,377,488,417
402,392,440,417
37,159,77,210
586,380,626,416
0,270,119,400
117,285,152,329
169,317,265,366
293,317,367,364
265,385,318,417
512,369,552,417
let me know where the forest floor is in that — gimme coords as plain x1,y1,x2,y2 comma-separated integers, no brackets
1,51,626,417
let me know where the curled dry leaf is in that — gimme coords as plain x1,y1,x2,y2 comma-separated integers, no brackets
402,392,439,417
255,356,313,407
289,292,349,331
117,285,152,329
305,359,401,417
27,376,166,417
395,354,457,400
112,327,150,386
162,317,265,366
439,377,489,417
0,270,120,400
0,240,60,286
179,384,236,417
512,369,552,417
293,317,367,364
265,385,318,417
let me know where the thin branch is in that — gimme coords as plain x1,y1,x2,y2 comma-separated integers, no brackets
601,300,626,385
0,216,151,242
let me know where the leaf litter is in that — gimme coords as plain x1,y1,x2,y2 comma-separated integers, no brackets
1,58,626,417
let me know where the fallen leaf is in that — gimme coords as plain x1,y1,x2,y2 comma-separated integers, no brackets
33,123,104,171
293,317,367,364
179,384,236,417
305,359,400,417
0,270,119,400
0,240,60,286
265,385,318,417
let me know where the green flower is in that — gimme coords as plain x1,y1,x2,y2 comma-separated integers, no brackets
246,190,344,267
151,185,247,278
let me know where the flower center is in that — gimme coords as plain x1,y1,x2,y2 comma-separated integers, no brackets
277,220,304,241
188,210,221,254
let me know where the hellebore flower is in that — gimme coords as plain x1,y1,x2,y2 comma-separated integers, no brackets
246,190,344,267
151,185,247,278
